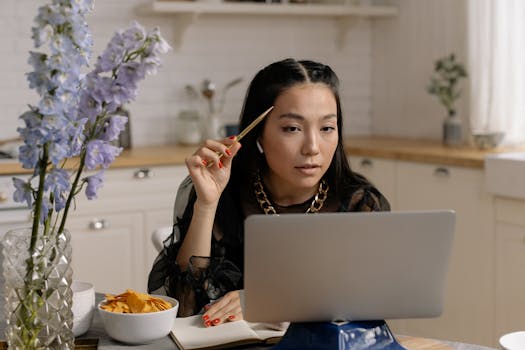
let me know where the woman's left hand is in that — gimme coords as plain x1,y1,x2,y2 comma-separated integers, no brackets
201,290,243,327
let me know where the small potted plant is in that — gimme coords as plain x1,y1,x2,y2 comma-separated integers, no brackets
427,53,468,146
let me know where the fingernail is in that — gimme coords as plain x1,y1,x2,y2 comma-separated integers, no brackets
213,319,220,325
225,149,232,156
201,160,208,166
228,135,236,140
202,315,209,321
218,160,223,169
228,315,235,320
205,320,211,327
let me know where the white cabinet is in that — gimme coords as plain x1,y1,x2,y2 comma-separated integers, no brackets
348,155,397,208
395,161,495,346
347,154,496,346
494,198,525,338
67,211,144,294
66,165,188,294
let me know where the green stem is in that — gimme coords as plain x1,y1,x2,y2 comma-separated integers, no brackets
57,150,86,233
29,146,49,252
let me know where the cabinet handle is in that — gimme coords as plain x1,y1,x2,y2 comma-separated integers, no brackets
133,168,152,179
433,167,450,177
89,218,110,230
0,192,7,203
360,158,373,168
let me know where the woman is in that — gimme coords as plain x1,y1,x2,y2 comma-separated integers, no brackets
148,58,390,327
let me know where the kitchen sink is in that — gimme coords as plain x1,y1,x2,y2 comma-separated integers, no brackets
485,152,525,199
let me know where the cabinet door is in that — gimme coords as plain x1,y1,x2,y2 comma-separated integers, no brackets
143,166,188,276
74,165,188,214
347,155,397,208
68,211,145,294
396,161,495,346
495,198,525,338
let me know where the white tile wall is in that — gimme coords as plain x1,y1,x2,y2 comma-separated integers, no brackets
371,0,468,140
0,0,374,146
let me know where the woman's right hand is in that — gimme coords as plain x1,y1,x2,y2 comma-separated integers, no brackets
185,137,241,205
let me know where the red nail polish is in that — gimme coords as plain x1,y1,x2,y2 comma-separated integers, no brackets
204,304,210,310
228,315,235,320
202,315,209,321
225,149,232,156
201,160,208,166
213,319,220,325
218,160,223,169
205,320,211,327
228,135,236,140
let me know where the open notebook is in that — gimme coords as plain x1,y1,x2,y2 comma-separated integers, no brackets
170,315,286,350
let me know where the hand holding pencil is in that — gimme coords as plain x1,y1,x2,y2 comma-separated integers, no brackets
185,106,274,205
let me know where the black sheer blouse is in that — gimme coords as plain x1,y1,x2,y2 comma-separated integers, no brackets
147,176,390,317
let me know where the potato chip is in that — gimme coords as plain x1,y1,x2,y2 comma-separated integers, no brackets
101,289,172,314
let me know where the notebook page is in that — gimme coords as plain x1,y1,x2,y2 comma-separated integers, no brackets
171,316,260,349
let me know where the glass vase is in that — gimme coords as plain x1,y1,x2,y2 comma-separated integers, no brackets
443,115,463,146
1,227,74,350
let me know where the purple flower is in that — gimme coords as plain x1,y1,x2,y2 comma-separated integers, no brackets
85,170,104,199
103,115,128,142
96,36,125,72
122,21,146,52
13,177,33,207
70,0,95,14
44,168,70,211
39,197,51,223
47,141,69,165
116,62,144,87
78,91,102,122
66,118,87,156
18,144,41,169
17,1,169,235
31,24,54,48
85,140,122,170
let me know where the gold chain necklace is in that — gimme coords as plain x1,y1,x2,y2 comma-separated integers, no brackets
253,174,329,215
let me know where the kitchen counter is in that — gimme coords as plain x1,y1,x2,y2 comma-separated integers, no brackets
0,136,521,175
344,135,521,169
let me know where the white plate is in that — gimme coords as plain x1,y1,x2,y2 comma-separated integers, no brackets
500,331,525,350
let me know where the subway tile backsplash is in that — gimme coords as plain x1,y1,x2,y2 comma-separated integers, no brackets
0,0,373,146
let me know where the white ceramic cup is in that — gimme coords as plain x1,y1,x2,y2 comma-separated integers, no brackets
72,280,95,337
500,331,525,350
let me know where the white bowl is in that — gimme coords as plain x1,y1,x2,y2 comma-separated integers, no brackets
72,281,95,337
500,331,525,350
472,131,505,149
97,294,179,344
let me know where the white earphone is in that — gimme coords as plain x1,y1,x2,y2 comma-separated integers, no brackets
256,139,264,154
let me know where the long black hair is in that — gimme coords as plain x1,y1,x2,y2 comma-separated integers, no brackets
230,58,369,199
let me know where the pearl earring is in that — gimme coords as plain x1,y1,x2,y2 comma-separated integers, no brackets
256,140,264,154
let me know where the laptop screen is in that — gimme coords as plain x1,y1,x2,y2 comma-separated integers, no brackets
243,210,455,323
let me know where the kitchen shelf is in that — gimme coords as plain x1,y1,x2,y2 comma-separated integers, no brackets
137,1,398,48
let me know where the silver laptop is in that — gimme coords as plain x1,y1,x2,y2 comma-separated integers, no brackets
243,210,455,323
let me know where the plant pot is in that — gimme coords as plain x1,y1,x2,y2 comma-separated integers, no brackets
443,115,463,146
1,227,74,349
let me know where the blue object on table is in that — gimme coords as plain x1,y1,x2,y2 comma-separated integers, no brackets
272,320,407,350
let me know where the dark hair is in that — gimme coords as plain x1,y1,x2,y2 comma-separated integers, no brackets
230,58,368,198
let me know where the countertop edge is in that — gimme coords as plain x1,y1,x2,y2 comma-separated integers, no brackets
1,136,522,175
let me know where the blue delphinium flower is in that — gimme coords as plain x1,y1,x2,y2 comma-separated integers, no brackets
13,0,169,235
84,140,121,170
85,170,104,200
44,168,70,211
13,178,33,208
9,2,169,347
